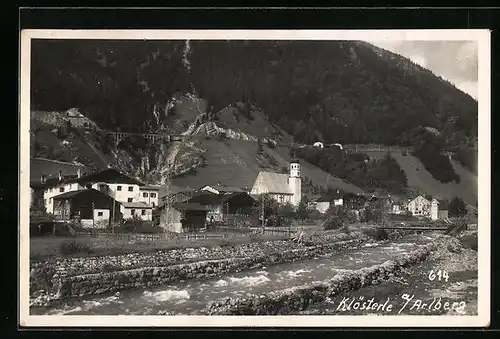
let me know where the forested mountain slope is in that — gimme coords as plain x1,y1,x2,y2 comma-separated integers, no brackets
31,40,477,148
30,39,478,200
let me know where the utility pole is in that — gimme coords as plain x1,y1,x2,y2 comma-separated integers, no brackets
261,194,265,229
164,160,173,231
112,198,116,234
92,202,95,229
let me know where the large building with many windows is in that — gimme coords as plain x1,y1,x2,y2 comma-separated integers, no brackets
38,167,157,221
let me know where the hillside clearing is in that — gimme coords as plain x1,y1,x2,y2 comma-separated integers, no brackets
172,139,365,194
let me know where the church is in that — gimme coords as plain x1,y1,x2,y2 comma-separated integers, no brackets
250,159,302,207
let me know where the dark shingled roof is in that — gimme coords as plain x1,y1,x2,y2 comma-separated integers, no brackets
36,168,144,189
189,191,256,206
30,157,89,184
140,185,161,191
173,203,212,212
51,188,113,200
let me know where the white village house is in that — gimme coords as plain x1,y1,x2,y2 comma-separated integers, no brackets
39,167,157,222
250,159,302,207
406,195,448,221
314,190,344,214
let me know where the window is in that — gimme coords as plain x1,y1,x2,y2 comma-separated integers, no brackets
152,202,155,207
97,211,103,217
59,187,64,192
131,209,135,215
128,198,133,202
143,192,149,198
141,209,146,215
128,186,134,192
151,192,156,198
117,185,122,191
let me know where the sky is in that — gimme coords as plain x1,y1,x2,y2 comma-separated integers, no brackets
364,40,478,100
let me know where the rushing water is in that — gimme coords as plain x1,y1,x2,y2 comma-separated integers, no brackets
31,234,439,315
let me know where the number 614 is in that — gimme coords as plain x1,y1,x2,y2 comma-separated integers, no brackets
428,270,449,282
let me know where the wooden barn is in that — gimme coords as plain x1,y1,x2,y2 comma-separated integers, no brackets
52,188,122,228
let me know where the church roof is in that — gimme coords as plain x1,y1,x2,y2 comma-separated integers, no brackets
252,172,293,195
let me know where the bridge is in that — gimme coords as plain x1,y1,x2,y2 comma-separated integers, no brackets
103,131,185,143
377,221,468,234
376,226,448,231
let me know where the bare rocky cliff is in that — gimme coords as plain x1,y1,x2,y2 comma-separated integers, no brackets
31,94,288,186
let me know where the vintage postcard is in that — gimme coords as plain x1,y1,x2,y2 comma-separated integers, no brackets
19,29,490,327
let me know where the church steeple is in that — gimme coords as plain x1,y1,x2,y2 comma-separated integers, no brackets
289,158,300,178
289,158,301,206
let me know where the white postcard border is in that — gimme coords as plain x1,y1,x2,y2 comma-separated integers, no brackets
19,29,491,328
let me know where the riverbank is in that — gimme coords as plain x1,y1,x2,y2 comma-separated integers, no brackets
31,233,436,315
296,233,478,315
29,228,441,309
203,242,437,315
30,232,289,262
30,230,370,307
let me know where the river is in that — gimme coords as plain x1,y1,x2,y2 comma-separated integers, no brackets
31,233,440,315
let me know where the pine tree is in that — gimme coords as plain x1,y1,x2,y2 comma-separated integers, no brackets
296,196,312,221
449,196,467,217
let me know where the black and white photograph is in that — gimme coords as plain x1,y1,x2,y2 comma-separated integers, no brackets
19,29,490,327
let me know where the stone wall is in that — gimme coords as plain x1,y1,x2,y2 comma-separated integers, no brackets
30,231,370,306
203,243,436,315
30,229,420,307
31,231,366,277
57,238,364,299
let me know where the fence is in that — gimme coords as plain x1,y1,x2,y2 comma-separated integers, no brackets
343,145,412,154
249,227,302,237
75,226,301,242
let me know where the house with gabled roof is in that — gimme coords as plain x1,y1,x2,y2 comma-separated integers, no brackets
314,189,344,214
30,157,90,210
40,167,147,214
407,195,449,220
138,185,161,208
120,201,154,221
51,188,122,228
187,191,257,221
159,202,212,233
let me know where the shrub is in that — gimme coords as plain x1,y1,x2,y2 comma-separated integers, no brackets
296,197,313,221
361,227,389,240
309,209,323,221
267,215,292,227
117,217,163,234
59,240,94,255
323,215,343,230
362,206,382,223
345,210,359,223
323,206,346,230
